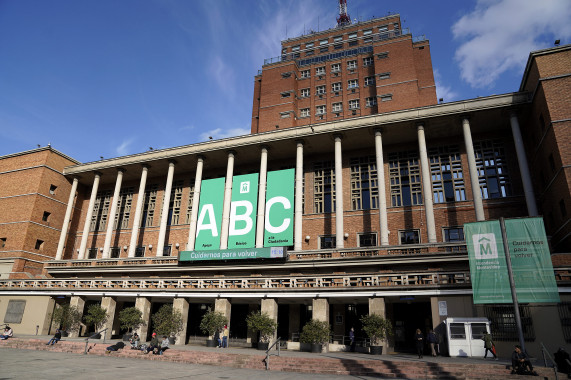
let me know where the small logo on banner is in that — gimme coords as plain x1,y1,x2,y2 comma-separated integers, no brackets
240,181,250,193
473,233,498,260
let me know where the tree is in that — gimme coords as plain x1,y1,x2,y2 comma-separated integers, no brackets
199,310,227,340
299,319,331,345
360,314,393,346
51,304,82,333
118,307,145,333
245,311,277,343
151,304,184,337
83,304,109,332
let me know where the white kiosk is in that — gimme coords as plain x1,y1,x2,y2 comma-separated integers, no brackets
438,317,491,357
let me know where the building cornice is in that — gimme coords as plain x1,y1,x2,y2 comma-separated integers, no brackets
0,146,80,165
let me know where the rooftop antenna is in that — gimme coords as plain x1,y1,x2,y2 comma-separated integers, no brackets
337,0,351,27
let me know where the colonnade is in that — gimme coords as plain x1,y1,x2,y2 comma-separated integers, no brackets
55,113,538,260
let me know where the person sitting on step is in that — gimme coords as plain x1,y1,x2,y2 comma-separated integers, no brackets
0,325,13,340
157,335,169,355
129,332,140,349
511,345,537,375
46,329,62,345
105,341,125,354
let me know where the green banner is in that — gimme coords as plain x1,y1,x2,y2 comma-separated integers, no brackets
264,169,295,247
505,217,560,303
228,173,259,249
194,177,225,250
465,220,512,304
180,246,286,262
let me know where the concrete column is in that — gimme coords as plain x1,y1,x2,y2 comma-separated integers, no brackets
510,112,538,216
135,297,152,340
334,135,344,248
214,298,231,329
128,165,149,258
103,169,124,258
462,117,485,221
78,172,101,259
157,160,176,256
417,125,437,243
294,141,304,251
173,298,189,345
100,296,117,338
187,156,204,250
256,147,268,248
369,297,389,351
69,296,86,338
374,131,389,246
220,151,236,249
261,298,278,341
55,177,79,260
289,304,301,340
312,298,329,323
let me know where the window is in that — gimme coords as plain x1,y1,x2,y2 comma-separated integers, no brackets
331,63,341,72
363,29,373,35
444,227,465,242
88,248,98,259
114,187,134,229
316,105,326,115
377,52,389,59
334,44,343,50
292,45,300,51
348,32,357,39
378,72,391,80
300,108,310,118
305,50,314,56
349,99,360,109
314,161,335,213
319,235,336,249
363,57,373,66
449,323,466,339
305,42,314,48
316,85,326,95
281,72,291,78
300,88,310,97
320,46,329,53
474,140,512,199
560,199,567,217
90,190,111,231
364,37,373,43
399,230,420,245
364,76,376,86
301,70,310,78
165,180,182,226
315,66,325,75
332,102,342,112
293,53,300,58
380,94,392,102
349,40,358,46
429,146,466,203
347,60,357,69
280,112,290,118
141,184,158,228
485,305,535,341
319,39,328,45
348,79,358,89
162,245,172,257
332,82,341,92
35,239,44,250
4,300,26,324
135,246,146,258
358,233,377,247
366,97,377,107
42,211,51,222
0,238,5,248
281,91,291,98
471,323,488,340
389,151,422,207
49,185,57,195
351,156,378,210
110,247,120,259
185,185,194,224
333,35,343,42
379,25,388,32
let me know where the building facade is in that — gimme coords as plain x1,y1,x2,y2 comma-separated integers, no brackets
0,15,569,357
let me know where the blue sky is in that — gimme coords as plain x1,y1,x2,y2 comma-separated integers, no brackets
1,0,570,163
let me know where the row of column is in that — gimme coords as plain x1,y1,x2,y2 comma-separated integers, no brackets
55,113,538,260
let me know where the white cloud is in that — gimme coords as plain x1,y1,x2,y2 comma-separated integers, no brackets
199,127,250,141
116,138,135,156
434,69,459,102
208,56,235,98
452,0,571,88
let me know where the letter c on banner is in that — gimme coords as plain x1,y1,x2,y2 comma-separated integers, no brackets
265,196,291,233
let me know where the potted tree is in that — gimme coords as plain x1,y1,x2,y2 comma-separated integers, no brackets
360,314,393,355
118,306,145,341
299,319,330,353
151,304,184,344
199,310,227,347
245,311,277,350
51,304,82,337
83,304,109,338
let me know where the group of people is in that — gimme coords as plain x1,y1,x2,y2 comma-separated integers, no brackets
413,328,440,358
482,331,539,376
0,325,13,340
216,325,229,348
128,332,169,355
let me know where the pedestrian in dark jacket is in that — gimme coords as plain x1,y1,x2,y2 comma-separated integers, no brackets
511,345,536,375
146,332,159,354
46,329,62,345
482,332,498,360
415,329,424,359
427,330,438,357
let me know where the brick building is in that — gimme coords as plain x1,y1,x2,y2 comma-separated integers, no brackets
0,13,569,357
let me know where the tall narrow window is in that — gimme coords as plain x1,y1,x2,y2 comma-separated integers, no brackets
167,180,184,225
474,140,511,199
185,185,194,224
141,184,158,228
350,156,378,210
429,146,466,203
114,187,134,229
389,151,422,207
314,161,335,213
90,190,111,231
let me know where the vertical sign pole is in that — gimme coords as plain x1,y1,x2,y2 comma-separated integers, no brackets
499,217,525,352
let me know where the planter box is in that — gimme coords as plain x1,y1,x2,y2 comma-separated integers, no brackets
206,339,217,347
257,342,269,351
370,345,383,355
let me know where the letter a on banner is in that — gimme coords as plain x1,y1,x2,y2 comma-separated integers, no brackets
195,177,225,250
264,169,295,246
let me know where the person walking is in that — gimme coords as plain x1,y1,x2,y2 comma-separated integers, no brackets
415,328,424,359
427,330,438,357
349,327,356,352
482,331,498,360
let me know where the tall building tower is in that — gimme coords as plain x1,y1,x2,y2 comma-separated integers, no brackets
251,12,437,133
